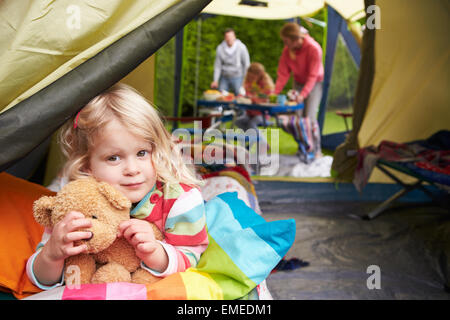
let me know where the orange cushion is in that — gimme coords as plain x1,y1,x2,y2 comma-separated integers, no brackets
0,172,55,299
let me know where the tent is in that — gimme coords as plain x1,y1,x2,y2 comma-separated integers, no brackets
0,0,212,178
199,0,449,187
0,0,449,300
333,0,449,185
0,0,447,203
1,0,368,186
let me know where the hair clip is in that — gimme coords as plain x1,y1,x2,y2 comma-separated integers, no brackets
73,111,81,129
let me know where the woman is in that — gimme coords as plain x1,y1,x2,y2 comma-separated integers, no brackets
275,23,324,120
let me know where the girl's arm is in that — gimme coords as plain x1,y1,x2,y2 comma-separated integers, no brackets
27,211,92,287
158,187,208,273
119,186,208,276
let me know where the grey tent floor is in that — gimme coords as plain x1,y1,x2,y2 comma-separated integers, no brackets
261,201,450,300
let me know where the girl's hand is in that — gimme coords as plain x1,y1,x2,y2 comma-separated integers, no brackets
41,211,92,263
118,219,158,256
118,219,168,272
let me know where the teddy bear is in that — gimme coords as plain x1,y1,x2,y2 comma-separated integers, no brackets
33,177,163,285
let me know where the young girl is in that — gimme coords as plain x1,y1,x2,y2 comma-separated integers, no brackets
27,83,208,289
235,62,275,132
243,62,275,102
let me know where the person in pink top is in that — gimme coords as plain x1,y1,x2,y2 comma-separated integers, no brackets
275,23,324,120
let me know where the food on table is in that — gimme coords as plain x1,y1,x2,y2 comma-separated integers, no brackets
236,96,252,104
217,92,235,102
203,89,222,101
287,89,300,101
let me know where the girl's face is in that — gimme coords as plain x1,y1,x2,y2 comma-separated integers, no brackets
87,118,156,204
246,71,261,83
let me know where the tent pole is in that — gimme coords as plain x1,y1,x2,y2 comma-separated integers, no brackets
317,5,341,136
321,8,328,65
339,21,361,67
173,27,185,130
193,16,202,117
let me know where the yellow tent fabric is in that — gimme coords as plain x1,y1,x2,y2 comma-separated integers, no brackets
359,0,450,183
120,56,155,103
360,0,449,147
0,0,173,183
203,0,365,21
203,0,324,20
0,0,177,114
332,0,449,184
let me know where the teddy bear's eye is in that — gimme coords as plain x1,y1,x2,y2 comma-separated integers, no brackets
92,215,98,219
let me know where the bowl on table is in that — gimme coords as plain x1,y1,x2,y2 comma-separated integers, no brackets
203,90,222,101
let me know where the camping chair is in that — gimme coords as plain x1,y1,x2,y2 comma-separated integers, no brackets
335,110,353,132
362,157,450,220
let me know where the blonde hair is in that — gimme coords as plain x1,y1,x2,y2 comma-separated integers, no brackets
246,62,266,76
59,83,200,187
280,22,305,40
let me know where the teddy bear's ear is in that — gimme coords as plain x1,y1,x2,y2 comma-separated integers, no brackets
97,182,131,210
33,196,55,227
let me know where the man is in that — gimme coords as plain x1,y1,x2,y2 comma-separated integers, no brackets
211,28,250,96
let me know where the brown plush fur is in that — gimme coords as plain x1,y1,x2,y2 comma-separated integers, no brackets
33,177,163,285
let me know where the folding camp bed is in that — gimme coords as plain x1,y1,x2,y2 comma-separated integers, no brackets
362,159,450,220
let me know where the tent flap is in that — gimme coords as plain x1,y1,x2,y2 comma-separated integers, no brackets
331,0,375,182
0,0,212,172
332,0,450,184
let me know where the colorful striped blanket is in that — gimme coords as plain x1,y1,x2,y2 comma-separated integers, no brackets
25,192,296,300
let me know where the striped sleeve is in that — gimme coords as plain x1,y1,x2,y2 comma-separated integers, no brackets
162,187,208,272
